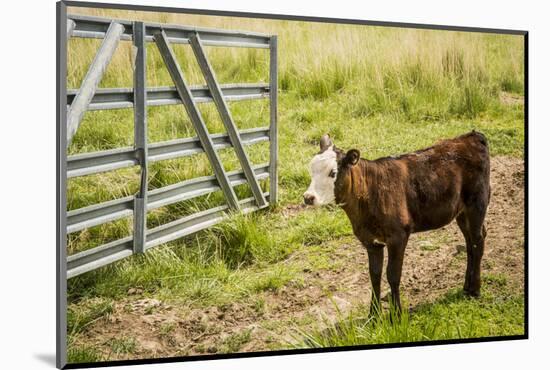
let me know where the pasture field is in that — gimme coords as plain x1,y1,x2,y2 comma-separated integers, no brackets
66,7,525,363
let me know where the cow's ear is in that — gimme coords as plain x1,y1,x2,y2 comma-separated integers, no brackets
319,134,333,153
344,149,360,166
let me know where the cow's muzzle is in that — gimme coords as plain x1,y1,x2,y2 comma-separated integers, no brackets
303,194,315,205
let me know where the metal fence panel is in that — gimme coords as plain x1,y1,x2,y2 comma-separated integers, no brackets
65,15,277,279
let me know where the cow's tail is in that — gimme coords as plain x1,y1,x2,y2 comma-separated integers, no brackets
470,130,491,189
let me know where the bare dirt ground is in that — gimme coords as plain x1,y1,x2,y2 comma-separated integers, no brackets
74,156,525,360
500,92,525,106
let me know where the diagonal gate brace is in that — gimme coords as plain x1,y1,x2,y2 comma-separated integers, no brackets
189,33,268,208
66,21,125,147
153,29,241,211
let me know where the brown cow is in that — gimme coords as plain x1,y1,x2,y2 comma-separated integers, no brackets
303,131,491,314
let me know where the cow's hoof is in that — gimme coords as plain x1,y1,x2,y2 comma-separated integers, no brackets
463,289,481,298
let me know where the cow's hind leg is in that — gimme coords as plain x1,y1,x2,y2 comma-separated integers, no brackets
456,213,473,294
386,232,409,316
366,242,384,316
462,202,488,297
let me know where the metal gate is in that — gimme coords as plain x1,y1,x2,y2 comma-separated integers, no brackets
64,14,278,279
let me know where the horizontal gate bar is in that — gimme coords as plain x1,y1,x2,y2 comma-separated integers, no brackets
68,14,271,48
67,197,133,234
146,193,269,249
67,236,133,279
67,194,268,279
67,83,270,111
67,164,270,233
147,164,269,210
68,127,269,178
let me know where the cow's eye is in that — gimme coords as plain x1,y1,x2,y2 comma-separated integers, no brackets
329,169,337,178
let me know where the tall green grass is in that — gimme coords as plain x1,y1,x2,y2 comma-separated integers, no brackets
68,207,351,302
68,8,523,122
66,6,524,215
66,6,524,287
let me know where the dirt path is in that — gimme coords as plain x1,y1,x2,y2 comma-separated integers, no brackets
74,156,525,360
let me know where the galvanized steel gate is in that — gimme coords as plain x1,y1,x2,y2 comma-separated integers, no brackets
65,14,278,279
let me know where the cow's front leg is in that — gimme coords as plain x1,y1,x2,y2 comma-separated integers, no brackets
366,242,384,316
386,232,409,317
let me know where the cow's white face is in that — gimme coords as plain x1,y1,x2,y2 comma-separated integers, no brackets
303,146,338,206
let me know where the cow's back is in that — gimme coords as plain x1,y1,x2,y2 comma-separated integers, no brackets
396,131,490,232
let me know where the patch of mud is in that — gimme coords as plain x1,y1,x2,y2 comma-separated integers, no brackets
281,203,307,218
73,156,524,360
500,92,524,106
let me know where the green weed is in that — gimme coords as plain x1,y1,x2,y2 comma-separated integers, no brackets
67,298,113,338
297,288,524,348
220,329,253,353
68,345,103,363
107,337,137,355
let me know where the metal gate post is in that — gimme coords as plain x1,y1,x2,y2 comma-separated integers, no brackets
133,21,148,254
66,19,76,39
269,36,278,204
